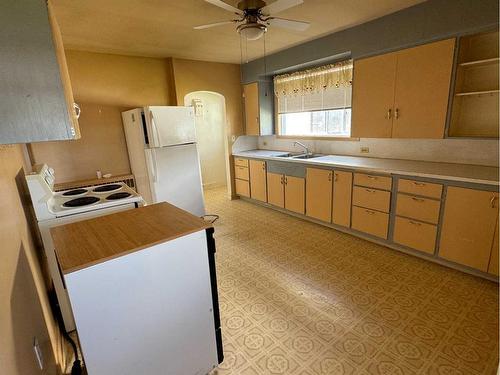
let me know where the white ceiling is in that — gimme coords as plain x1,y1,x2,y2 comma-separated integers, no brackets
52,0,426,64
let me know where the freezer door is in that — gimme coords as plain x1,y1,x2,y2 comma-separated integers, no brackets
144,143,206,216
145,106,196,147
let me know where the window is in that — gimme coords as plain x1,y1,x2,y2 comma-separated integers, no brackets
274,60,353,138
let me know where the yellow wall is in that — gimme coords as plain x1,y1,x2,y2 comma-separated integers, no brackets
64,50,175,107
171,58,243,137
171,58,243,196
29,51,175,183
30,103,132,182
0,145,66,375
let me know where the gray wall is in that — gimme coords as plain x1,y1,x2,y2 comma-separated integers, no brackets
242,0,499,82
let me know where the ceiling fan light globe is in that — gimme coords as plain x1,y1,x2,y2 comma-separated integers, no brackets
238,24,267,40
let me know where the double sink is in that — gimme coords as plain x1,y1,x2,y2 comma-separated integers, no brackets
275,153,323,160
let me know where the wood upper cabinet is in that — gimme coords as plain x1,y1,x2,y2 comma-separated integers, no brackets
351,53,397,138
267,172,284,208
284,176,305,214
439,187,499,271
306,168,332,222
249,160,267,202
243,82,274,136
352,39,455,139
488,219,499,276
332,171,353,227
0,0,79,144
392,39,455,138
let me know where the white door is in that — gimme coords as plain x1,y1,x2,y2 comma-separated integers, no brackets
145,143,206,216
145,106,196,147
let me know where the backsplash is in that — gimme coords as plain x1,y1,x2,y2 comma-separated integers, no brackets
233,136,499,167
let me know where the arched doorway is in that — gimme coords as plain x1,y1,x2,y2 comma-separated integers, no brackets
184,91,229,191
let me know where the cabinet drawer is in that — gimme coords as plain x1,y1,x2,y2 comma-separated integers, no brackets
398,179,442,199
235,179,250,197
234,157,249,167
396,194,441,224
235,165,249,180
352,206,389,239
352,186,391,213
354,173,392,190
393,217,437,254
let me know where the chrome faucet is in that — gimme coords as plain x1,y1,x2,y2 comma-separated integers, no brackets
293,141,310,156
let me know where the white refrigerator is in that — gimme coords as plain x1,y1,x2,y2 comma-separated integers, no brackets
122,106,206,216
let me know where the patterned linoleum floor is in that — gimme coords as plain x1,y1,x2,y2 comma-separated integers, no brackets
205,187,499,375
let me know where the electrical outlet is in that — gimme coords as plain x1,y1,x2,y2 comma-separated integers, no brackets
231,135,236,142
263,141,267,146
33,337,44,370
360,147,369,154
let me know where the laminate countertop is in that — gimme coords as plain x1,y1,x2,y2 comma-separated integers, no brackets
51,202,212,274
233,149,499,186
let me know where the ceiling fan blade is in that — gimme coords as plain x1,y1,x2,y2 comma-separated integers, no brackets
193,20,237,30
261,0,303,16
268,17,310,31
204,0,244,15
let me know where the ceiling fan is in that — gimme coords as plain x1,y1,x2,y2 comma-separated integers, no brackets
194,0,310,41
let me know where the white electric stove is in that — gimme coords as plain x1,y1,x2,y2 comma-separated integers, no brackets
26,164,145,332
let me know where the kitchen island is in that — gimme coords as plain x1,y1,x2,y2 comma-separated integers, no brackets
51,202,223,375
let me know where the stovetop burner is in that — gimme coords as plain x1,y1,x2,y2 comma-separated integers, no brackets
93,184,122,193
63,196,100,208
62,188,88,196
106,192,132,200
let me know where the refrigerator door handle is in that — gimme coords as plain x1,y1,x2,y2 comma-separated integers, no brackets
152,148,160,183
150,110,162,147
147,149,158,183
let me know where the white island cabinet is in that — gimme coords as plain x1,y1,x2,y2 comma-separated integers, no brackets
51,203,222,375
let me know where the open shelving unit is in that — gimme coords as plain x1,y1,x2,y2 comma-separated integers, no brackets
448,30,499,138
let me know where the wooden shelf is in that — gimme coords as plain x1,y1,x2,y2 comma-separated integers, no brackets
459,57,500,67
455,90,499,97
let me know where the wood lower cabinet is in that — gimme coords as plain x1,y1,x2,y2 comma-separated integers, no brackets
489,220,499,276
267,172,284,208
332,171,352,227
396,194,441,224
439,187,499,271
351,206,389,239
393,217,437,254
267,173,305,214
249,160,267,202
284,176,305,214
306,168,333,222
235,179,250,197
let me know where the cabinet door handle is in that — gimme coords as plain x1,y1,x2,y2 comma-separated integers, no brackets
413,181,426,186
365,188,376,193
365,209,375,215
281,176,284,185
73,103,81,119
387,108,392,119
491,196,498,208
395,108,399,119
409,220,421,226
334,173,339,182
262,163,266,170
367,175,378,180
412,197,425,202
284,176,288,185
328,172,332,181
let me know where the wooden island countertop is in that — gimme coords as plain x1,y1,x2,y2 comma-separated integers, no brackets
51,202,212,275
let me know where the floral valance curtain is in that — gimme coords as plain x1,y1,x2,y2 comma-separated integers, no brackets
274,60,353,97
